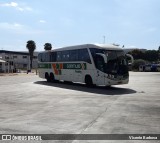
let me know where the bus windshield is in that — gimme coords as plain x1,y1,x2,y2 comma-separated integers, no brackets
90,48,128,75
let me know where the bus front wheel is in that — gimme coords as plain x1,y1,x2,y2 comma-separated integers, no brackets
85,75,93,87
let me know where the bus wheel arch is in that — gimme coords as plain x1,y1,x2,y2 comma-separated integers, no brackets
85,75,93,87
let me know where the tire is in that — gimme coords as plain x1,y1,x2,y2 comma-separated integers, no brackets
105,85,111,89
50,73,55,82
85,75,93,87
45,73,50,82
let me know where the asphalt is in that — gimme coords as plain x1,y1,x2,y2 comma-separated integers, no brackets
0,72,160,143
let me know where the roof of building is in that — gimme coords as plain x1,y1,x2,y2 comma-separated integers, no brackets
0,59,6,63
0,50,39,56
0,50,29,55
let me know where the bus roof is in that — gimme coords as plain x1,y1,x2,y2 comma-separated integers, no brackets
40,44,123,53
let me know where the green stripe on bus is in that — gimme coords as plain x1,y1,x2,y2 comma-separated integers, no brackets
38,63,51,69
63,63,86,70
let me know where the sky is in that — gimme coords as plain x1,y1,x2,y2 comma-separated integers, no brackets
0,0,160,51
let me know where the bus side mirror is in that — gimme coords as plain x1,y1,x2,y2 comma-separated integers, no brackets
96,53,108,63
126,54,134,64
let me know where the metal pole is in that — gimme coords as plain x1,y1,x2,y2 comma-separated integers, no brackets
103,36,106,44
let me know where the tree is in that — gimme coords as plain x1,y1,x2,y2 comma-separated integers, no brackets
128,49,144,60
44,43,52,51
26,40,36,70
143,50,159,62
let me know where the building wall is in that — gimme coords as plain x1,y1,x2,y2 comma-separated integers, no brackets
0,51,38,73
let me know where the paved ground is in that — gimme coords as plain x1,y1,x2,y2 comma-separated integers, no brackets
0,72,160,143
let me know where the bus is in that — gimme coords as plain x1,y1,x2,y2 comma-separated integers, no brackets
38,44,133,86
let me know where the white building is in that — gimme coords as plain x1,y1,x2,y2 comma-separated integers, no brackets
0,50,38,73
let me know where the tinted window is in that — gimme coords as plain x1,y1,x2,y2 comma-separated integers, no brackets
50,52,57,62
38,53,42,62
38,53,50,62
106,51,117,61
38,49,91,63
94,55,105,72
78,48,91,63
62,51,70,61
57,51,62,62
69,50,78,61
90,48,104,56
46,53,50,62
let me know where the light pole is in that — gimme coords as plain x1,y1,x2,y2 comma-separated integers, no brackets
103,36,106,44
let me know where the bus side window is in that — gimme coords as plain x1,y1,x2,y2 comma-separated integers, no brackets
69,50,78,61
51,52,57,62
42,53,46,62
38,53,42,62
62,51,70,61
57,51,62,62
78,49,91,63
45,53,50,62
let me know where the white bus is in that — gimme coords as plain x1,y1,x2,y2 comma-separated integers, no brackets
38,44,133,86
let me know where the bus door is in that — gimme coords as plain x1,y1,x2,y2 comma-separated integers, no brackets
95,55,105,85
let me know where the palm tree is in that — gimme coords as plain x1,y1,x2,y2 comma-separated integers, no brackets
26,40,36,71
44,43,52,51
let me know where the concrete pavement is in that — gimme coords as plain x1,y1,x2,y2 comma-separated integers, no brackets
0,72,160,143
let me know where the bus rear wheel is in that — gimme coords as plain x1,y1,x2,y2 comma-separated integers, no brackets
45,73,50,82
50,73,55,82
85,75,93,87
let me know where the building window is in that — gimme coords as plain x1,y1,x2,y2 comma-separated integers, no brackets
23,64,27,68
33,56,37,59
23,56,27,59
5,56,9,59
9,61,13,65
13,56,17,59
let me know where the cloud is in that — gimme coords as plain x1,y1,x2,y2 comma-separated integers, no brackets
39,20,46,23
0,2,18,7
0,22,45,35
129,45,137,48
0,2,32,12
0,22,24,30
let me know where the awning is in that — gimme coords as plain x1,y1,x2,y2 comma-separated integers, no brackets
0,59,6,63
